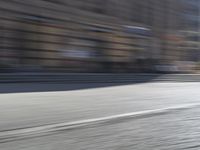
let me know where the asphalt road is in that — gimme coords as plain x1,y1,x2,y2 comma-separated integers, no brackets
1,82,200,149
1,106,200,150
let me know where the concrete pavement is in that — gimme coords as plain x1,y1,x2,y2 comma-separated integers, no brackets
1,82,200,149
1,103,200,150
1,82,200,132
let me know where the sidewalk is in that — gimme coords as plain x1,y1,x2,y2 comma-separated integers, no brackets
0,73,200,83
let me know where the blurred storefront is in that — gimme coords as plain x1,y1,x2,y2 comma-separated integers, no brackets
0,0,199,73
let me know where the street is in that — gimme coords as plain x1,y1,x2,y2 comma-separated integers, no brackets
1,0,200,149
0,82,200,149
1,106,200,150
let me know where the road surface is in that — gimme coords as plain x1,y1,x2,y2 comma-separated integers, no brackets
0,82,200,149
1,106,200,150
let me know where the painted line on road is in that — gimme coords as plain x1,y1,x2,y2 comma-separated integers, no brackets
1,103,200,143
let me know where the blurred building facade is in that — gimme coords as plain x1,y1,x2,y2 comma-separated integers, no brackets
0,0,198,73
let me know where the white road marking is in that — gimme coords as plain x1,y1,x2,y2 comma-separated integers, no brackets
1,103,200,142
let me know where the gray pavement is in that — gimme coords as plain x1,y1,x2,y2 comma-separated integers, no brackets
0,82,200,131
1,104,200,149
1,82,200,149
